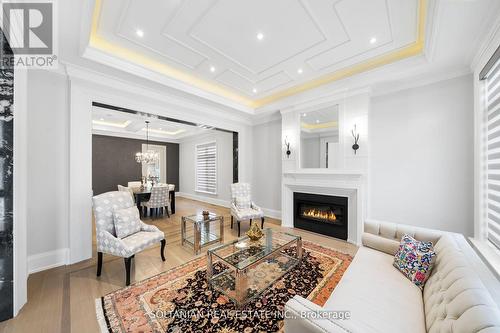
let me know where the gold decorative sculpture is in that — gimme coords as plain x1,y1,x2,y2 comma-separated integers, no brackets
246,222,264,241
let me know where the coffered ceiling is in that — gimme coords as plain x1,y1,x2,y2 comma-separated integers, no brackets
88,0,424,108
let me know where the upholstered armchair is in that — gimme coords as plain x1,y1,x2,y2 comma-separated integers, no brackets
92,191,166,286
230,183,264,237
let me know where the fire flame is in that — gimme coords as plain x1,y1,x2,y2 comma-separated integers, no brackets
303,209,337,221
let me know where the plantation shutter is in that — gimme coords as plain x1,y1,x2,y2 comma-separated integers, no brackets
486,54,500,250
196,142,217,194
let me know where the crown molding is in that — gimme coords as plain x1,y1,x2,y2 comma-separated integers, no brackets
63,62,254,126
423,0,440,63
279,87,371,115
371,66,472,97
81,46,255,114
92,129,182,143
471,11,500,72
251,111,282,126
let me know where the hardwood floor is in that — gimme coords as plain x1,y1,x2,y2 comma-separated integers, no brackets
0,197,357,333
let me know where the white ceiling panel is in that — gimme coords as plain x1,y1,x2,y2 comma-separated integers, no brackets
216,70,254,94
115,0,207,69
257,72,293,94
189,0,326,74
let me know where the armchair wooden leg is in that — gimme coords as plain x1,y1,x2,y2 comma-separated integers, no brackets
124,257,132,286
250,218,252,226
160,239,166,261
237,220,241,237
231,216,233,229
261,217,265,229
97,252,103,277
165,206,170,218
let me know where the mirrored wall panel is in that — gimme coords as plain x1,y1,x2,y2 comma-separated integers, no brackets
300,104,340,169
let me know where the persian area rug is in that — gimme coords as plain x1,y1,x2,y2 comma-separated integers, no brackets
95,240,352,333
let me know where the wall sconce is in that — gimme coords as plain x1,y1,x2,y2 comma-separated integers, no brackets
284,137,292,158
351,124,360,154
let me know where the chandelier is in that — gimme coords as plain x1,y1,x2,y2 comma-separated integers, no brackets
135,121,159,164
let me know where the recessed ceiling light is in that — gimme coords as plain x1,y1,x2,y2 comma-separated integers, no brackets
370,37,377,44
210,66,216,73
100,118,104,121
316,120,320,124
136,29,144,38
297,68,303,74
302,113,307,117
159,128,162,130
252,88,257,93
256,32,264,41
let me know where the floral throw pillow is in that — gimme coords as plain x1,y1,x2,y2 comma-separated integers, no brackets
113,206,142,239
393,234,436,289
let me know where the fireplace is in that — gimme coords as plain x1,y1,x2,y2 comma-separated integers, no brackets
293,192,348,240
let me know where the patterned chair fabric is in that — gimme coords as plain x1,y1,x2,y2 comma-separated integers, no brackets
230,183,264,221
117,184,135,203
143,185,169,209
92,191,165,258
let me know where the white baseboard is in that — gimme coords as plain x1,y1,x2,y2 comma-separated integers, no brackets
262,207,282,220
28,248,69,274
177,192,231,208
177,192,282,219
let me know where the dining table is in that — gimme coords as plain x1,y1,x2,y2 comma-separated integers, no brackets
133,188,176,216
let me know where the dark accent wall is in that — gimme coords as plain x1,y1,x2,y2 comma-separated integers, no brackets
92,135,179,195
0,29,14,321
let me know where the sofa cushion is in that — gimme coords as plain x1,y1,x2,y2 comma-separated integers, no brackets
393,234,436,289
423,235,500,333
362,232,400,255
122,231,164,253
113,206,141,239
324,246,426,333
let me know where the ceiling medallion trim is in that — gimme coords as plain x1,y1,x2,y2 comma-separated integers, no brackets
89,0,426,109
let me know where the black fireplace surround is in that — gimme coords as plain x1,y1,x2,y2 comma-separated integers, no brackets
293,192,348,240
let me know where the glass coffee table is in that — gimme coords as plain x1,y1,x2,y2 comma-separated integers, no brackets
206,228,302,307
181,212,224,254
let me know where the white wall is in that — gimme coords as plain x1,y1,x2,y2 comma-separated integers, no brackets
252,119,282,217
27,70,70,271
369,74,474,236
179,131,233,205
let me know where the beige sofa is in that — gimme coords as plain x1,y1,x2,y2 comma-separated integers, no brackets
285,221,500,333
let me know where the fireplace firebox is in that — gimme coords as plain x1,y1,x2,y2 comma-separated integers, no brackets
293,192,348,240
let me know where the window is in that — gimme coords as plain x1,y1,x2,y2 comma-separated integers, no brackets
196,141,217,194
484,51,500,250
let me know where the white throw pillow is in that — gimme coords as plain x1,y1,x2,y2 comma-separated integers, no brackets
235,196,251,209
113,206,142,239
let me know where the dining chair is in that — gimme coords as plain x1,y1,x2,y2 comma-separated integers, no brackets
142,185,170,218
117,184,135,203
92,191,166,286
230,183,265,237
127,181,142,190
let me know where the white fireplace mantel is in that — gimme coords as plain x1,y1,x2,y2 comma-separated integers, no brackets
282,170,366,245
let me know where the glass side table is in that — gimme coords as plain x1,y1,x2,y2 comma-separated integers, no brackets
181,212,224,254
